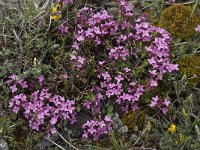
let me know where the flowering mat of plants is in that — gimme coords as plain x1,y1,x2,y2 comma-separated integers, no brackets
0,0,200,149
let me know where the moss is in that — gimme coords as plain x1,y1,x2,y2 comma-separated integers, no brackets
122,110,146,131
177,55,200,87
159,4,200,41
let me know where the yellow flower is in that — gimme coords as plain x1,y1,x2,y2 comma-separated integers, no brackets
51,7,58,13
51,15,58,21
51,3,61,13
51,14,62,21
179,133,184,142
168,124,176,133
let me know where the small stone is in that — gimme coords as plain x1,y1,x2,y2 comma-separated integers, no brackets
0,139,9,150
66,111,92,138
34,134,58,150
128,0,139,7
112,113,128,133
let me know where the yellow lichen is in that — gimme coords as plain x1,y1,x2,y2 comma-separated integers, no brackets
177,55,200,87
159,4,200,40
122,110,146,131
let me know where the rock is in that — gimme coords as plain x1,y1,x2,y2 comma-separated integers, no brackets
112,113,128,133
113,104,123,117
128,0,139,8
0,139,9,150
34,134,59,150
65,111,92,138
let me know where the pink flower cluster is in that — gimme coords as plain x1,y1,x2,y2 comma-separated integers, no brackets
76,16,178,115
118,0,134,17
75,7,118,46
82,116,112,141
59,23,69,34
149,95,171,114
7,75,76,134
6,74,28,93
134,18,154,42
109,46,129,60
94,70,144,113
70,53,85,70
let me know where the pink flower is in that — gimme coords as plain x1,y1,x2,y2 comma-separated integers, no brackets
149,70,157,76
88,128,97,134
104,116,112,122
99,61,105,66
10,85,17,93
149,96,159,107
162,107,168,114
102,72,111,81
59,23,69,34
13,106,19,113
77,56,85,64
62,0,73,4
50,127,57,134
83,100,92,109
38,75,44,86
70,54,77,60
72,41,80,50
148,57,156,65
149,80,158,87
50,116,58,125
195,25,200,33
82,132,88,139
115,75,124,83
163,99,170,107
76,33,85,42
82,116,112,141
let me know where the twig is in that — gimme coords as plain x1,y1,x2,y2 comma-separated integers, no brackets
44,136,66,150
13,29,23,59
41,0,50,10
133,123,149,146
57,63,86,96
133,147,156,150
84,145,109,150
159,113,170,124
57,131,80,150
45,15,52,35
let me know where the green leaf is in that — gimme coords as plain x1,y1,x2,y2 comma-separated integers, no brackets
107,105,114,117
190,0,199,18
76,104,81,112
109,131,121,150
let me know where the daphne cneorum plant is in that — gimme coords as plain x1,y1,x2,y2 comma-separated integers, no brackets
6,75,77,135
6,0,179,141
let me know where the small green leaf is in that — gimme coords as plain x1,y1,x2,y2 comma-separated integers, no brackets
190,0,199,18
109,131,121,150
107,105,114,117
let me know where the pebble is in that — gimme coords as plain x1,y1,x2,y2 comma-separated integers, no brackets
0,139,9,150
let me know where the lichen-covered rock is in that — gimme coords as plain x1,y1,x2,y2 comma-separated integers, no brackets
159,4,200,41
177,55,200,87
122,110,146,131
